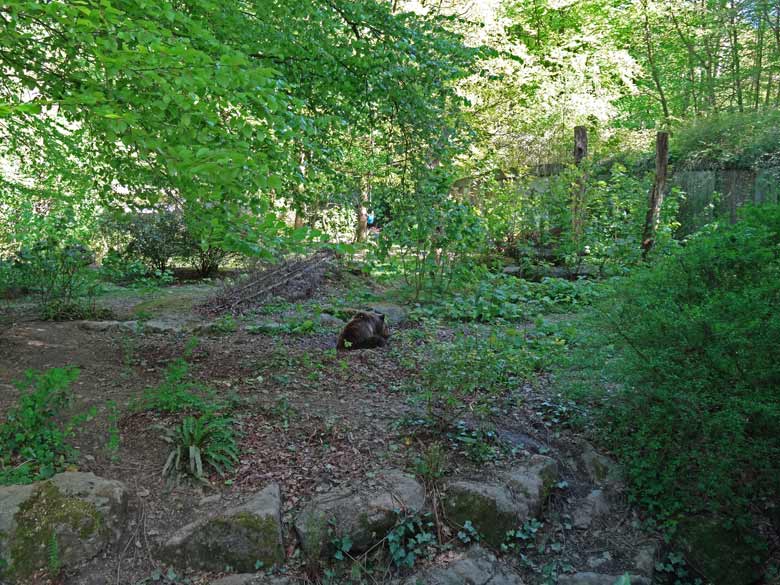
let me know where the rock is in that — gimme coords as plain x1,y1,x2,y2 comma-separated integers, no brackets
573,489,611,529
444,455,558,547
77,320,138,333
294,469,425,557
199,494,222,507
633,543,658,576
210,575,294,585
558,573,650,585
317,313,345,328
676,517,768,585
504,455,559,514
503,265,522,276
403,546,524,585
161,484,284,573
141,319,185,334
586,552,611,569
368,303,407,325
579,442,621,486
444,481,518,547
0,472,129,581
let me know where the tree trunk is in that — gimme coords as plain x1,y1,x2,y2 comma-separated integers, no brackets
573,125,588,164
642,132,670,259
355,182,369,243
294,211,304,229
641,0,671,122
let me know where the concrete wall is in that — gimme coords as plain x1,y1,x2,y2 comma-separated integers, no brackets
672,167,780,235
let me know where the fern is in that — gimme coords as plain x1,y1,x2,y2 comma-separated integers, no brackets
48,532,60,576
161,414,239,485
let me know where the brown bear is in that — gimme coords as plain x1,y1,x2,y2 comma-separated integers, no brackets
336,311,390,350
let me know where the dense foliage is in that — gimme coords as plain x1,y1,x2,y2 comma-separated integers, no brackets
568,206,780,526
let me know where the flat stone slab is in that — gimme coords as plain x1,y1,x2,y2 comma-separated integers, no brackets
558,573,650,585
161,484,284,573
403,547,524,585
210,575,294,585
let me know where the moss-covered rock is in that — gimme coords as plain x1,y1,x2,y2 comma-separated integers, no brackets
294,469,425,558
579,442,621,486
444,455,559,548
0,472,128,583
161,483,284,573
444,482,518,547
677,517,768,585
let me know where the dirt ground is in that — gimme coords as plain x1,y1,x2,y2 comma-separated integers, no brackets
0,269,657,585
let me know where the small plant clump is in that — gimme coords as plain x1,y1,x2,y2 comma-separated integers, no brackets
0,367,93,485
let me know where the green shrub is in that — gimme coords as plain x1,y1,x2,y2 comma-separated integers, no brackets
161,414,239,485
99,249,150,284
673,110,780,169
115,210,188,273
0,367,92,485
571,205,780,524
11,238,107,319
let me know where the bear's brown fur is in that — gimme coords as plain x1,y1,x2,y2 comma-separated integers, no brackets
336,311,390,350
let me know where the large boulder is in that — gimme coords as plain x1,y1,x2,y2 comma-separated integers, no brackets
444,455,558,547
0,472,129,582
294,469,425,557
161,484,284,573
403,546,524,585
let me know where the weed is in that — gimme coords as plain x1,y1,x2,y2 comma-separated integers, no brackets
387,514,437,568
136,358,215,414
211,314,238,334
410,325,567,425
48,533,60,577
456,520,480,544
447,421,505,464
412,442,447,482
0,367,94,484
269,397,297,430
106,400,121,462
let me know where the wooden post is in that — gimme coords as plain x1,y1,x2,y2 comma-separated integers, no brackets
574,126,588,165
571,126,589,272
642,131,670,259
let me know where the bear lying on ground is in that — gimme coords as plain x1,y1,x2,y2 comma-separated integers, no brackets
336,311,389,350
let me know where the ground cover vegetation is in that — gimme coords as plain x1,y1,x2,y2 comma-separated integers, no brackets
1,1,779,584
